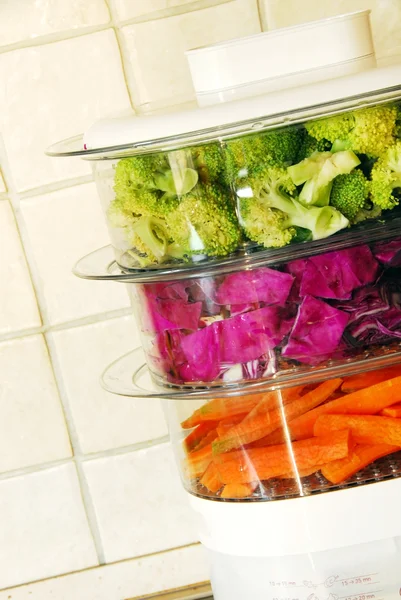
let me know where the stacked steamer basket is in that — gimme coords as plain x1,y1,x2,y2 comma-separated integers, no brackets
47,12,401,600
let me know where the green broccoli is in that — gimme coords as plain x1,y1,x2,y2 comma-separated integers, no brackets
296,133,332,162
225,128,303,180
330,170,370,222
289,150,361,207
306,105,398,157
165,184,241,258
370,140,401,210
191,143,225,183
236,165,349,248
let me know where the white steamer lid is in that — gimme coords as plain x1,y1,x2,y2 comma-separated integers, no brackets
186,11,376,106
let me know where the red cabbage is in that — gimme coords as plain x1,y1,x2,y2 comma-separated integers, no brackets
287,246,379,301
179,306,292,381
215,268,294,306
373,239,401,266
139,287,202,333
282,296,349,365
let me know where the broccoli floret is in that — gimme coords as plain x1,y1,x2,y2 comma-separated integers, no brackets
191,143,225,183
306,105,398,157
165,184,241,258
289,150,361,207
330,170,370,222
306,113,354,145
296,133,332,162
370,140,401,210
236,166,349,248
225,128,303,180
114,155,169,195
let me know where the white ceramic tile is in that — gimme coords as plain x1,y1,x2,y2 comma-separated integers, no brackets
0,335,71,473
0,30,131,192
121,0,261,111
50,316,167,454
0,545,209,600
83,443,198,562
261,0,401,61
0,0,110,47
20,183,130,325
0,463,98,589
0,202,41,335
114,0,232,22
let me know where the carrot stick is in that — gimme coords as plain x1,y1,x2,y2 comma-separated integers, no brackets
220,482,258,499
276,465,321,480
314,414,401,446
216,414,248,438
185,442,214,478
321,443,399,484
341,365,401,393
181,394,263,428
200,462,223,493
381,403,401,418
214,430,351,484
213,379,342,453
286,375,401,442
242,385,305,423
184,421,219,452
193,429,218,451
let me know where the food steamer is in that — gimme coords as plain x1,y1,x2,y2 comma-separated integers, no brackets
47,13,401,599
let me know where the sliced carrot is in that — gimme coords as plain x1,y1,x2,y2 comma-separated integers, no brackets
381,403,401,418
286,375,401,442
220,482,258,499
193,429,218,452
185,442,214,478
216,414,248,438
181,394,263,428
341,365,401,393
214,429,351,484
276,465,321,480
184,421,219,452
200,462,223,493
321,443,399,484
314,414,401,446
242,385,305,423
213,379,342,453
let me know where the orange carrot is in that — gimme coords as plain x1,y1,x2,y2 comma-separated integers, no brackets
242,385,305,423
285,375,401,442
216,414,248,438
321,443,399,484
184,421,219,452
213,379,342,453
193,429,218,452
276,465,322,480
185,442,215,478
181,394,263,428
200,462,223,493
341,365,401,393
381,403,401,418
314,414,401,446
220,482,258,499
214,430,351,484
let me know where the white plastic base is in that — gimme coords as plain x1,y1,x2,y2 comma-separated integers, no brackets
189,478,401,557
207,536,401,600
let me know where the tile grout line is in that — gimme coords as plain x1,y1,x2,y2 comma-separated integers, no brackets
0,136,108,565
0,542,203,593
0,436,170,483
19,173,94,200
0,306,133,345
43,332,107,564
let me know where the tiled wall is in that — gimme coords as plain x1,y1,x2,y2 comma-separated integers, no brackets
0,1,400,598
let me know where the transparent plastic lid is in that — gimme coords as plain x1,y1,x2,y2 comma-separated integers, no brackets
46,66,401,160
